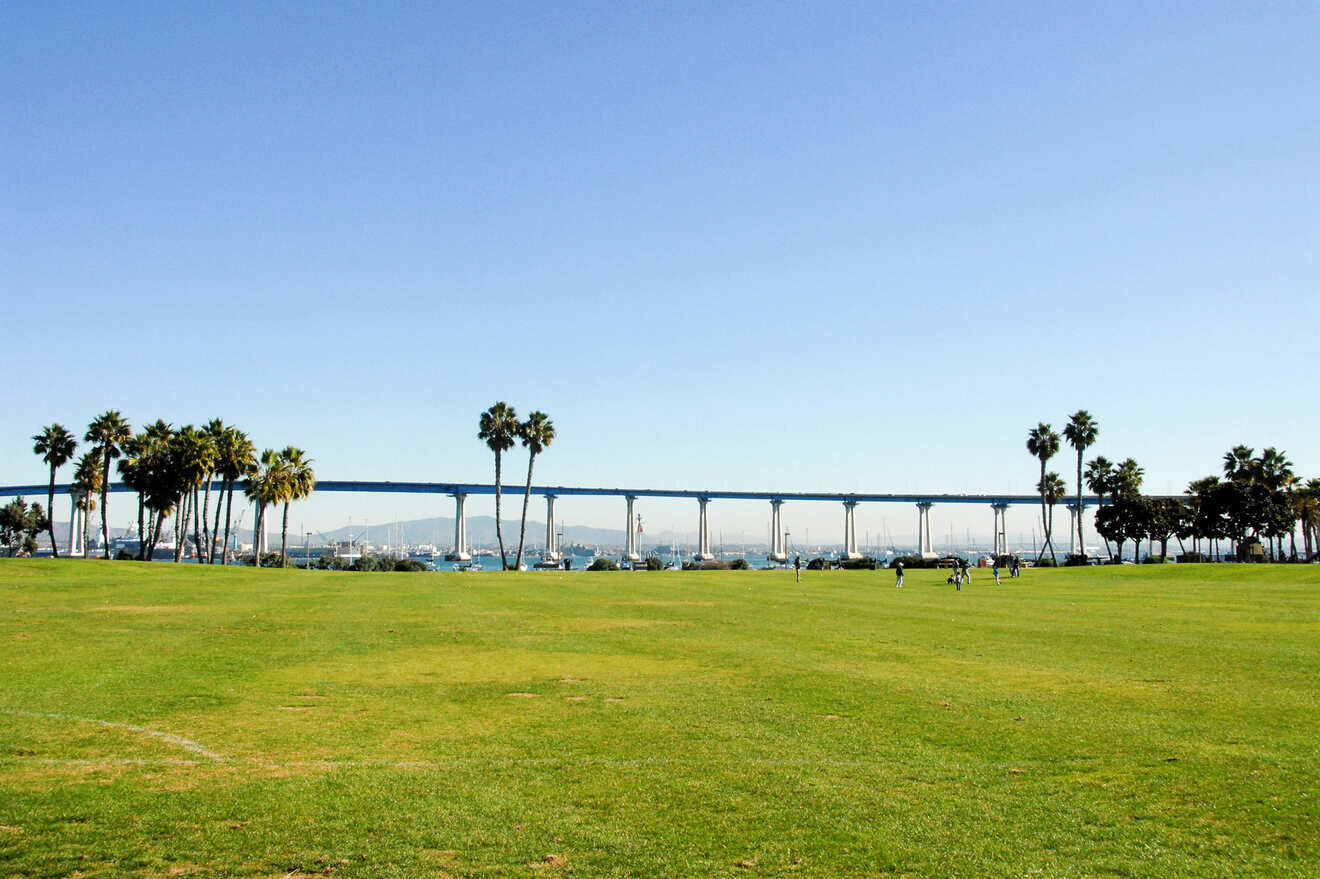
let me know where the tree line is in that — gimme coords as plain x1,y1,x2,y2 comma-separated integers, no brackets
1028,412,1316,563
30,413,314,566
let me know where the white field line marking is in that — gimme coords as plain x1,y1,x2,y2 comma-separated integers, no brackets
2,710,224,762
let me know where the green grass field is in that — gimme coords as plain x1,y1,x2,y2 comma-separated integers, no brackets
1,560,1316,878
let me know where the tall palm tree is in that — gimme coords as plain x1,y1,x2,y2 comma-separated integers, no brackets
1037,471,1068,556
514,411,555,570
214,427,256,564
32,424,77,557
1062,410,1098,558
245,448,282,565
276,446,315,568
478,402,519,570
1085,456,1116,560
1222,445,1255,483
117,432,150,558
1026,422,1061,563
169,426,214,562
1115,458,1144,497
72,450,103,559
199,419,227,562
137,420,176,560
85,411,132,558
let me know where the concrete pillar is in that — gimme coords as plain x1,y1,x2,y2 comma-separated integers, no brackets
67,491,80,556
543,495,559,561
1066,503,1078,556
696,497,714,561
624,496,640,562
917,502,935,558
769,500,786,562
991,503,1009,556
446,493,471,561
843,500,861,559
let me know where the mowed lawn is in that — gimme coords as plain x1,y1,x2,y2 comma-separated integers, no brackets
1,561,1317,878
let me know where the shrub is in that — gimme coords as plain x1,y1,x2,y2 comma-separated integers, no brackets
838,557,877,570
729,558,751,570
1034,557,1058,568
588,558,618,571
806,557,830,571
1063,554,1090,567
892,554,928,569
643,556,664,571
393,559,427,572
1177,552,1206,563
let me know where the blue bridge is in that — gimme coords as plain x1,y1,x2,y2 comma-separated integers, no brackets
2,480,1103,562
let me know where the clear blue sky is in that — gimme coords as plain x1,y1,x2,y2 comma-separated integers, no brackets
4,2,1317,546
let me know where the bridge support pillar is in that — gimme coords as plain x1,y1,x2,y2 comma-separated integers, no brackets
624,496,640,562
769,500,786,562
991,503,1009,556
1066,502,1079,556
543,495,559,561
446,493,471,561
68,491,84,557
917,502,935,559
695,497,714,561
843,500,861,559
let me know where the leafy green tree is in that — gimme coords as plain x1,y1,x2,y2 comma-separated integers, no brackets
1063,411,1099,558
1146,497,1187,561
514,411,555,570
276,446,315,568
32,424,77,557
1026,423,1061,564
0,497,49,556
85,411,132,558
478,402,519,570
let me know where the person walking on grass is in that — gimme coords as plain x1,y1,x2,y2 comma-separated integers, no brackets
993,563,1001,586
794,554,802,583
894,560,903,588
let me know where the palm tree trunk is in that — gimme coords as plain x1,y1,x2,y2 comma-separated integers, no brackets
514,453,537,569
100,456,111,559
136,496,146,560
221,480,235,565
280,502,290,567
200,475,214,564
174,492,189,563
1076,451,1084,558
494,449,507,570
192,487,204,563
47,466,59,558
1037,460,1047,562
254,504,264,565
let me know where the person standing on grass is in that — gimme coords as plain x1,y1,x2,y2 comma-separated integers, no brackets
894,560,903,588
962,559,971,583
993,563,1001,585
794,554,802,583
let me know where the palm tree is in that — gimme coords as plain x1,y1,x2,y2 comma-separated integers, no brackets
1037,471,1068,556
478,402,519,570
514,411,555,570
32,424,77,557
169,426,215,562
245,448,283,565
85,411,132,557
72,450,103,558
117,432,150,558
214,427,256,564
1115,458,1144,497
276,446,315,568
137,420,176,560
1026,422,1061,563
1062,411,1098,558
1085,456,1116,560
199,419,227,562
1222,445,1255,483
